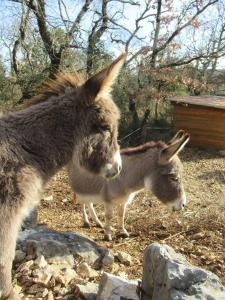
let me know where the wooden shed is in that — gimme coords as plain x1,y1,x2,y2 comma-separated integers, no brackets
170,96,225,149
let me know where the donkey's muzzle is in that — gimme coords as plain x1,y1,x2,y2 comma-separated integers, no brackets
100,151,122,179
170,194,187,211
105,163,122,179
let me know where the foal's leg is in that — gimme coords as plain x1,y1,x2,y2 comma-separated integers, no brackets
104,203,113,241
82,204,90,228
0,208,22,300
87,203,103,228
117,203,129,238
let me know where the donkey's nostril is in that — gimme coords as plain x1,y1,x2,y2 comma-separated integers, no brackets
106,169,118,179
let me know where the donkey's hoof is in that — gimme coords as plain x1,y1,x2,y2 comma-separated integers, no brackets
83,222,90,228
104,234,112,241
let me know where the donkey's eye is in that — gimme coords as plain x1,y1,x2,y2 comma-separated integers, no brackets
100,124,111,131
169,174,178,181
92,124,110,133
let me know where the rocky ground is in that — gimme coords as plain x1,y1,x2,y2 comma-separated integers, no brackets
12,146,225,299
38,146,225,286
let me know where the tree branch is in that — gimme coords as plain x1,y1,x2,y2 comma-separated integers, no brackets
12,2,30,76
86,0,109,76
150,0,162,67
158,46,225,69
68,0,93,37
150,0,219,62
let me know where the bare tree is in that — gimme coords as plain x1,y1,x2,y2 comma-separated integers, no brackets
118,0,223,69
10,0,93,77
86,0,108,76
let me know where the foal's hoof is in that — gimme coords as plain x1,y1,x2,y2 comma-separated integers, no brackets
104,234,112,241
83,222,90,228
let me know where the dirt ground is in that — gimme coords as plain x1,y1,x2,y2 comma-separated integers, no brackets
39,147,225,285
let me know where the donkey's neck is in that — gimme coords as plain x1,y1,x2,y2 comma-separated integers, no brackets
120,148,158,192
4,90,85,180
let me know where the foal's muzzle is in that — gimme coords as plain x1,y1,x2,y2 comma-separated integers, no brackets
170,194,187,211
100,151,122,179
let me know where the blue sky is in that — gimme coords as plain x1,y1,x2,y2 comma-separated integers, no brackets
0,0,224,68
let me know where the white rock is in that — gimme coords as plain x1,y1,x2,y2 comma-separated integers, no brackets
43,195,54,201
34,255,48,268
97,272,139,300
54,268,77,286
32,265,53,285
117,251,132,266
63,268,77,284
77,262,98,279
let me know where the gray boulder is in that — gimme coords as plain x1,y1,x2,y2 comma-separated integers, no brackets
141,243,225,300
17,226,109,268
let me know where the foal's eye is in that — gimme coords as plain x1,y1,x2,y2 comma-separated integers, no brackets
169,174,178,181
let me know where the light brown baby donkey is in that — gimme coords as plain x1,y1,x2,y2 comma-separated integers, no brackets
68,130,190,241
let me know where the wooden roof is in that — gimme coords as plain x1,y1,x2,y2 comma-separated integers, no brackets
169,96,225,110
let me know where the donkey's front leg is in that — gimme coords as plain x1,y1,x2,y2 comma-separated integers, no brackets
104,203,113,241
82,204,91,228
0,210,22,300
87,203,103,228
117,203,129,238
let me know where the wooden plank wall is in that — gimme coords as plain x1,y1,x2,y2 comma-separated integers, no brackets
173,104,225,149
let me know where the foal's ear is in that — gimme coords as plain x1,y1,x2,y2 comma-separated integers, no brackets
84,53,127,98
159,133,190,164
167,130,186,145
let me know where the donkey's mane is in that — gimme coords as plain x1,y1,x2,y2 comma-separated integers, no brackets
121,141,166,156
25,72,84,107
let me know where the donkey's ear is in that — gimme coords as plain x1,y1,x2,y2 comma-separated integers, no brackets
159,133,190,164
84,53,127,98
167,130,186,145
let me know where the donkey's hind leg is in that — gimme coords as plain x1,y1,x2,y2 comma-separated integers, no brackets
117,203,129,238
0,208,22,300
87,203,103,228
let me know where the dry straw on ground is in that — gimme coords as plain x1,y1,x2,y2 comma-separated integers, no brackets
39,147,225,285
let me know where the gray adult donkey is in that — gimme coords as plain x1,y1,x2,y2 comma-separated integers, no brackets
0,54,126,299
68,130,190,241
